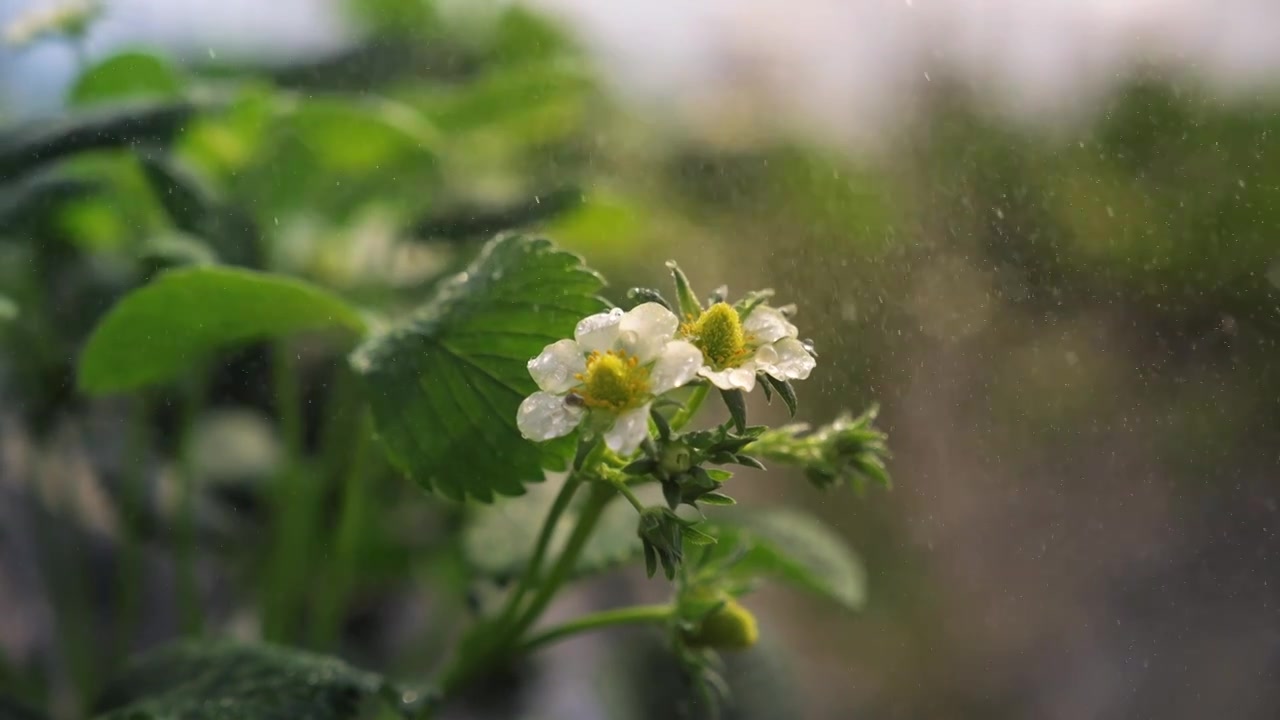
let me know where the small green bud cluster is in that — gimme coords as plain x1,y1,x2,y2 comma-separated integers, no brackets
636,506,714,580
623,406,771,580
747,404,891,491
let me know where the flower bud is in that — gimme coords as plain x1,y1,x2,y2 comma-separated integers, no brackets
638,506,685,579
659,440,693,475
684,597,759,650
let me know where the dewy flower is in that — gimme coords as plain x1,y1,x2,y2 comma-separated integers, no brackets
517,303,703,455
681,301,815,392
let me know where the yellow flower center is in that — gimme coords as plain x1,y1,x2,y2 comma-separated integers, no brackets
575,350,650,411
682,302,750,370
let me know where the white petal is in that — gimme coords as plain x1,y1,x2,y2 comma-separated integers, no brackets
527,339,586,393
743,305,797,343
517,391,585,442
648,340,703,394
614,329,661,365
621,303,679,341
604,404,652,455
574,308,624,354
698,363,758,392
750,344,779,378
617,303,680,362
752,343,779,368
763,338,816,381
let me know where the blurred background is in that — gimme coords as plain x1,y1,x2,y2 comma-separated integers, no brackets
3,0,1280,718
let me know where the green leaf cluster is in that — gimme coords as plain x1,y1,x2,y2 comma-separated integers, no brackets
352,234,606,501
92,641,400,720
79,267,366,393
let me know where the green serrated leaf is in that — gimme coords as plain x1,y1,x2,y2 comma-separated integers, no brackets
719,388,747,433
352,235,606,501
93,640,395,720
0,101,195,183
731,454,766,470
69,52,183,107
79,267,366,393
765,375,798,417
712,509,866,611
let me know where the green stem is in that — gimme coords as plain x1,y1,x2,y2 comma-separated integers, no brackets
670,383,709,431
175,376,205,636
113,397,150,660
32,455,96,716
612,480,646,513
514,604,671,656
438,482,616,702
497,473,583,628
264,343,308,643
507,482,615,640
312,409,374,649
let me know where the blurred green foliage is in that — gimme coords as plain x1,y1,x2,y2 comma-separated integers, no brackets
3,0,1280,718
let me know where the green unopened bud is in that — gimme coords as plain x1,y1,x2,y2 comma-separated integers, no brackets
684,598,759,650
745,404,891,492
637,506,715,579
659,440,693,475
638,506,684,579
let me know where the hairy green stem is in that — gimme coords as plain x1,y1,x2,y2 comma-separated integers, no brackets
436,482,616,704
670,383,709,431
264,343,309,643
33,454,97,715
113,397,150,660
612,480,646,513
514,604,671,656
312,408,374,649
175,376,205,636
497,473,583,628
507,482,614,640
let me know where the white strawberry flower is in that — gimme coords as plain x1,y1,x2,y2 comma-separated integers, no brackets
681,302,816,392
517,303,703,455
